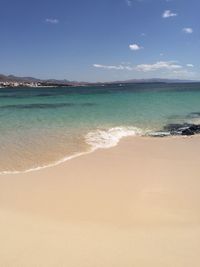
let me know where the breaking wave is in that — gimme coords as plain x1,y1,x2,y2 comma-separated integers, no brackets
85,126,143,149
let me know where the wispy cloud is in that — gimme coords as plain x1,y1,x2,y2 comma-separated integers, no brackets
93,61,195,78
125,0,143,6
126,0,132,6
45,18,59,24
162,10,177,18
129,43,143,51
93,64,133,71
135,61,182,72
172,69,195,78
182,27,193,34
187,64,194,67
135,61,196,78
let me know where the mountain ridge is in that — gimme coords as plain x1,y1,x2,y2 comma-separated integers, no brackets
0,74,199,85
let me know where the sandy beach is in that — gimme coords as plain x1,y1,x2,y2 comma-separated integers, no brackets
1,136,200,266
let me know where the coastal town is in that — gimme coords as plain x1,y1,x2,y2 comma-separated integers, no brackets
0,81,42,88
0,74,92,87
0,74,73,88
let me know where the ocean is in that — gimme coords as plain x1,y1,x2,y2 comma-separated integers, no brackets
0,82,200,173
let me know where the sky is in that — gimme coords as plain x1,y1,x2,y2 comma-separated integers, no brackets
0,0,200,82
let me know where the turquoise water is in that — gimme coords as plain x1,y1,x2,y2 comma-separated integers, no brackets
0,83,200,172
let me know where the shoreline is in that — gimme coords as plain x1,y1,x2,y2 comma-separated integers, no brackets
0,133,198,175
1,136,200,266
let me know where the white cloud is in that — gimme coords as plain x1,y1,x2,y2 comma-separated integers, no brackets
135,61,182,72
93,61,196,78
93,64,133,71
187,64,194,67
126,0,142,6
129,43,143,51
45,18,59,24
172,69,195,78
134,61,195,78
162,10,177,18
126,0,132,6
183,27,193,34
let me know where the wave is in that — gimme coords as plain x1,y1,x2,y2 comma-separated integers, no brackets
85,126,143,149
0,126,143,175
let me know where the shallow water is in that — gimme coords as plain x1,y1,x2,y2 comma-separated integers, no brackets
0,83,200,172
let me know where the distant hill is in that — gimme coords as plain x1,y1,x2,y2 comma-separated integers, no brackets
0,74,199,85
0,74,70,84
110,78,199,84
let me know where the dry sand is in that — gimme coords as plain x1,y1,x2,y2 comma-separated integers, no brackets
0,136,200,266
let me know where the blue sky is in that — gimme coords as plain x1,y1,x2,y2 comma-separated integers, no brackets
0,0,199,82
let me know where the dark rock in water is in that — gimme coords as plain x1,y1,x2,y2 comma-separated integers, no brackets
181,128,195,136
150,111,200,137
151,123,200,137
189,124,200,133
163,123,191,131
163,123,191,135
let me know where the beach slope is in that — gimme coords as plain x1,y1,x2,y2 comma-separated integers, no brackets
0,137,200,266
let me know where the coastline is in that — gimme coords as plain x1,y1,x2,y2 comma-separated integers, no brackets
1,136,200,266
0,126,143,175
1,83,200,174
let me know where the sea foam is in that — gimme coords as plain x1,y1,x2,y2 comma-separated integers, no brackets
85,126,143,149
